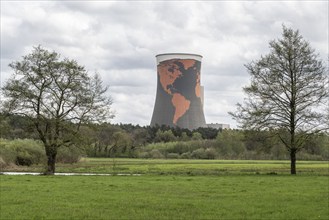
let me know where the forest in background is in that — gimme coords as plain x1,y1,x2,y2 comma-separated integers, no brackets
0,114,328,167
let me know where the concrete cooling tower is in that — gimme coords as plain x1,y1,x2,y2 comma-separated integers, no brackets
150,53,206,130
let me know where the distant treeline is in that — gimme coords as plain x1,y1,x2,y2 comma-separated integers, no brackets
0,114,328,167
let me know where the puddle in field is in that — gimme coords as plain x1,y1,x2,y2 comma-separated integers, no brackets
1,172,141,176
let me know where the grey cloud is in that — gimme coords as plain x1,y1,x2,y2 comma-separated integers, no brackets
111,92,155,125
99,52,155,70
1,1,328,127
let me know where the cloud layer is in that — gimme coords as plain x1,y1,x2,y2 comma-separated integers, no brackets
1,1,328,127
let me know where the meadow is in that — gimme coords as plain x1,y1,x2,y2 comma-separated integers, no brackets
1,158,328,176
1,158,328,219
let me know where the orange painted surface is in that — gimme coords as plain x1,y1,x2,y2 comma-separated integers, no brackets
157,58,198,124
195,71,201,98
181,59,196,70
171,93,190,124
157,60,182,94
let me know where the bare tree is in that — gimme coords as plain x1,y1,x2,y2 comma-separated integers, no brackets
230,26,328,174
2,46,114,174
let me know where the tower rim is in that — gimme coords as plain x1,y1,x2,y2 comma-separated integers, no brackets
156,53,203,58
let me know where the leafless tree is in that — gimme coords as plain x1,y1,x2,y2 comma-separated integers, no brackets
230,26,328,174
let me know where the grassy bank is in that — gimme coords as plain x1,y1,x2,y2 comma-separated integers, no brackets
1,175,328,220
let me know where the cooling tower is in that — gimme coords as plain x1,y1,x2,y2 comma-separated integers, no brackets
150,53,206,130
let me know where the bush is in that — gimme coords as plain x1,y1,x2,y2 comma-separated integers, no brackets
216,130,246,157
168,142,190,154
16,153,33,166
155,130,176,143
180,152,191,159
0,143,16,166
270,144,288,160
0,156,7,168
137,152,150,158
297,151,324,161
191,148,207,159
149,149,164,159
167,153,180,159
205,148,217,159
0,139,46,166
56,146,82,164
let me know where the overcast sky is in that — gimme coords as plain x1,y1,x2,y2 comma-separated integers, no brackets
1,1,328,128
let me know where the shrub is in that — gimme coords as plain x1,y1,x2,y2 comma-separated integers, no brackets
297,151,324,161
205,148,218,159
149,149,164,159
216,130,246,157
16,152,33,166
137,152,150,159
0,139,46,166
169,142,190,154
191,148,207,159
180,152,191,159
270,144,288,160
0,142,16,165
56,146,82,164
155,130,176,143
167,153,180,159
191,132,203,140
0,156,7,168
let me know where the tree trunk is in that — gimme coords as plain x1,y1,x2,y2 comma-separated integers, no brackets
45,146,57,175
290,149,297,175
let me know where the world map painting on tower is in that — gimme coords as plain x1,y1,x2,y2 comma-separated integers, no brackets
157,59,201,125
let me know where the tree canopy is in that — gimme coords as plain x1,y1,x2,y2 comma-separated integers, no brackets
1,46,114,174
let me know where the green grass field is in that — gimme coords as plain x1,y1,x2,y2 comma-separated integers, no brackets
1,158,328,219
2,158,329,175
1,175,328,219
